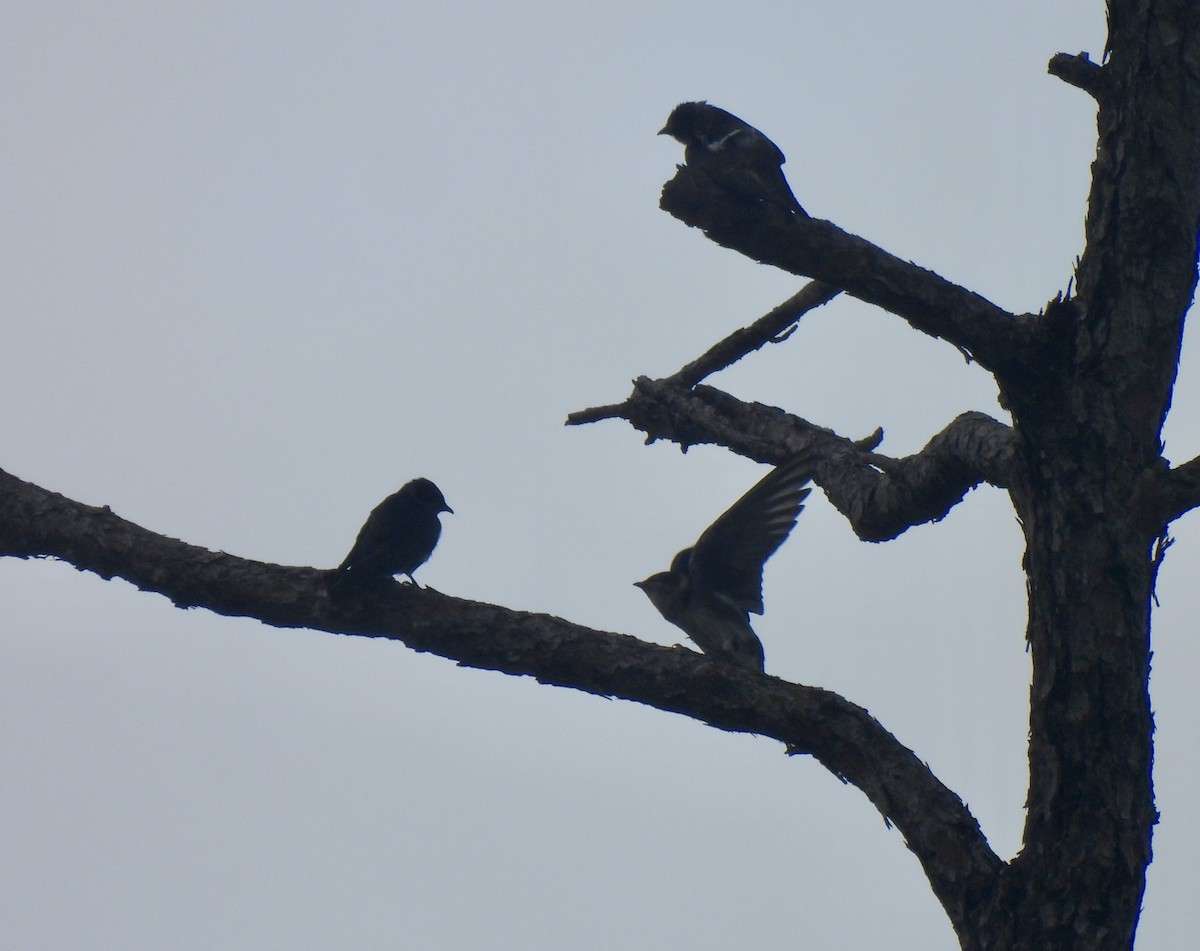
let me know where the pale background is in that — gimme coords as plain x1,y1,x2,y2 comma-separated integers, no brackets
2,2,1196,948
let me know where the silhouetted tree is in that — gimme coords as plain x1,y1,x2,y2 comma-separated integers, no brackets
2,3,1196,946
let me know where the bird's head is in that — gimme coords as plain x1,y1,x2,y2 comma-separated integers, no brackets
658,101,708,143
634,571,686,619
406,478,454,514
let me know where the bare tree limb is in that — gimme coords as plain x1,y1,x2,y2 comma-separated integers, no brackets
669,281,842,387
658,168,1036,376
565,281,840,428
1048,51,1108,100
569,378,1014,541
0,463,1004,932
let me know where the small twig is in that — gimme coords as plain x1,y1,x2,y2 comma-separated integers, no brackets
565,401,628,426
670,281,842,387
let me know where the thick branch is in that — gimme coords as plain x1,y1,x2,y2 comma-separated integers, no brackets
570,378,1015,541
659,168,1034,376
1048,51,1107,100
0,464,1004,929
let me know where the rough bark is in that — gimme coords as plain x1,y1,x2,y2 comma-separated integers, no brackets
979,3,1200,946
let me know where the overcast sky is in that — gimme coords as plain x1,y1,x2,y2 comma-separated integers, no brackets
2,2,1197,948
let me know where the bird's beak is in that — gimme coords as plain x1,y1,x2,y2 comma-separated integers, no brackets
443,505,454,514
657,125,670,136
633,578,648,589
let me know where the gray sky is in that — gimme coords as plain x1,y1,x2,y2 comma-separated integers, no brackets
2,2,1196,947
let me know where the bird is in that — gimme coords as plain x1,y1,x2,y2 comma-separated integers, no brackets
635,456,812,672
659,101,807,217
332,478,452,589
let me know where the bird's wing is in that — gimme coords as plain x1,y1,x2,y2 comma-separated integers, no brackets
689,455,812,615
694,103,786,166
338,493,413,571
724,127,787,167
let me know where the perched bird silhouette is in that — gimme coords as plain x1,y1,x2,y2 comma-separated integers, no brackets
332,478,452,589
659,101,807,217
635,456,811,671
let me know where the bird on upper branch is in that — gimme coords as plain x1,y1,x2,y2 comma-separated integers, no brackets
659,101,808,218
332,478,452,589
635,455,812,672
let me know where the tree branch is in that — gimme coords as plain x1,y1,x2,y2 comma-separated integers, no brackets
669,280,842,387
565,281,840,427
569,378,1015,541
0,464,1004,930
659,168,1035,376
1155,453,1200,523
1048,51,1107,100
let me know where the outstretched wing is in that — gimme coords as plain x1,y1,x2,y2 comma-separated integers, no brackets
689,455,812,615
